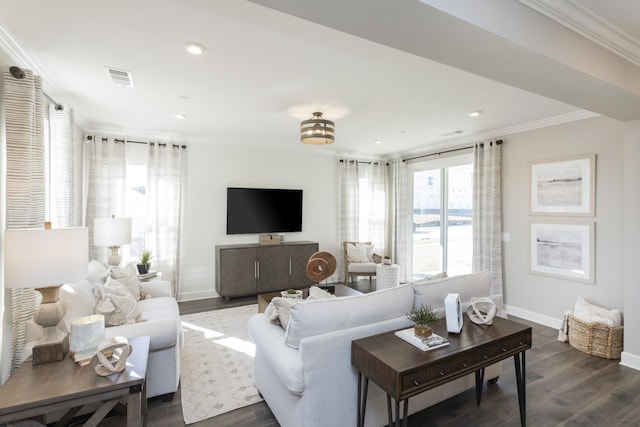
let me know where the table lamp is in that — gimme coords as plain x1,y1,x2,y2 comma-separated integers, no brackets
4,224,88,364
93,215,132,266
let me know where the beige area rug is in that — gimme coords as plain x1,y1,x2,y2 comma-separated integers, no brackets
180,304,263,424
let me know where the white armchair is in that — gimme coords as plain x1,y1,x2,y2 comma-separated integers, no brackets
343,241,382,285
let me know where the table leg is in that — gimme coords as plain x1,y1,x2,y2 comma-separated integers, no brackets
402,399,408,427
357,373,368,427
475,368,485,405
514,352,527,427
127,384,143,427
387,394,393,427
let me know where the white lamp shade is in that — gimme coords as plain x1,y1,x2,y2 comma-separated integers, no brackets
4,227,89,288
93,217,132,246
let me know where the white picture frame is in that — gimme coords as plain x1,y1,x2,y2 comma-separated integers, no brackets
530,154,596,216
529,221,595,284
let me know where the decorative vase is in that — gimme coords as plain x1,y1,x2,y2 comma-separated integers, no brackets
414,324,433,339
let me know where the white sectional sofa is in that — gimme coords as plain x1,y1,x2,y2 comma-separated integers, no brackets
247,270,505,427
23,261,183,400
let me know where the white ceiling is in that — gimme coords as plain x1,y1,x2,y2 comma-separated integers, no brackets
0,0,639,157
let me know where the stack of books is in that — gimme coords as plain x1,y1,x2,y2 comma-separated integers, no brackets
394,328,450,351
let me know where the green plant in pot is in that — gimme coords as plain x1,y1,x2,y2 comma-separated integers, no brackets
405,304,440,338
137,250,153,274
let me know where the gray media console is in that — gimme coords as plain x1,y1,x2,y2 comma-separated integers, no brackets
215,240,319,300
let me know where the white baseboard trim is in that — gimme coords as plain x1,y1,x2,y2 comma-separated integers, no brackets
505,305,640,372
177,289,218,302
503,304,562,329
620,352,640,371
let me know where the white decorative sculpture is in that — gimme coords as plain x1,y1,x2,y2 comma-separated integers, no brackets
466,297,497,325
92,336,132,376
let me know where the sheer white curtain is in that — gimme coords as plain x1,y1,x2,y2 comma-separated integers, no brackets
3,67,45,373
472,140,503,295
339,159,359,242
48,104,75,227
338,159,387,280
389,159,410,283
146,143,184,296
86,137,127,263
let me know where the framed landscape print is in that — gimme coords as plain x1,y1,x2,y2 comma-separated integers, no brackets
529,221,595,284
530,154,595,216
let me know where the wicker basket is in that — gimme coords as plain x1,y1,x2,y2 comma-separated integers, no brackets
567,313,623,359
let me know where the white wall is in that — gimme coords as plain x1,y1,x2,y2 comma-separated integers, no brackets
502,116,625,326
622,119,640,369
177,144,340,301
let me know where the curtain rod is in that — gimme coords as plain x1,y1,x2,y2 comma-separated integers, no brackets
9,66,63,111
87,135,187,149
339,159,388,165
402,139,502,162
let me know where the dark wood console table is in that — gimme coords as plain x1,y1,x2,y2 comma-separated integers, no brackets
351,315,532,427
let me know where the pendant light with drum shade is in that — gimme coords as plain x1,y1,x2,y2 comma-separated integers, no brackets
300,112,335,144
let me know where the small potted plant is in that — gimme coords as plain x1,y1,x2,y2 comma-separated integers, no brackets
137,250,153,274
405,305,440,338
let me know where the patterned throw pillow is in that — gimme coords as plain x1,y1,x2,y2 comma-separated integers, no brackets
95,278,141,326
346,243,371,263
109,263,142,300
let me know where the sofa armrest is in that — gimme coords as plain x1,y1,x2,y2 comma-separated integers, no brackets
247,314,305,395
140,280,172,298
105,317,179,351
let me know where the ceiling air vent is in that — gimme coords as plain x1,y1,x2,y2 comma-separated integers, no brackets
105,66,134,88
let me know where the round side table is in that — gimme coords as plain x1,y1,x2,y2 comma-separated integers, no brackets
376,264,400,289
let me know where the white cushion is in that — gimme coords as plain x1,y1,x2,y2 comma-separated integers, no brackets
346,243,372,263
348,262,378,273
96,278,141,325
87,260,108,285
60,280,97,331
413,270,491,310
308,286,335,300
109,263,142,300
573,297,622,327
284,284,415,349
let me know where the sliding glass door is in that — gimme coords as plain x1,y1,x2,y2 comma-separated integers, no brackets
410,155,473,279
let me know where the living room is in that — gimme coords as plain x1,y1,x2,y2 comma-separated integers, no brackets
1,0,640,426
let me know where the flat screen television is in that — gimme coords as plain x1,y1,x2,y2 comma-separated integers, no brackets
226,187,303,235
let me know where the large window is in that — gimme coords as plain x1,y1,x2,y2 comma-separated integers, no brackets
410,154,473,279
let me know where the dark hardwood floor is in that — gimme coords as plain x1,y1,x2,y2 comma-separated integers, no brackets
102,280,640,426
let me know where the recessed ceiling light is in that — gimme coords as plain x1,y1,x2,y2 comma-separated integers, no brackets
374,140,382,144
175,113,186,119
185,42,205,55
469,110,482,117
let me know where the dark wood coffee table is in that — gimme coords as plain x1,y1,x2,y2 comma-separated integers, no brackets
0,335,150,426
352,316,532,427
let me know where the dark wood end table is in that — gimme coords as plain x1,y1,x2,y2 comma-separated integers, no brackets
351,316,532,427
0,335,150,426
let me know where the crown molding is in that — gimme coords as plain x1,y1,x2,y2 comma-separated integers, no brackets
519,0,640,66
393,109,599,160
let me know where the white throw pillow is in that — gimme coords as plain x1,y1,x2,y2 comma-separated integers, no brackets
308,286,336,300
573,297,622,327
109,263,142,300
346,243,371,263
96,278,141,326
87,260,109,285
269,297,301,329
